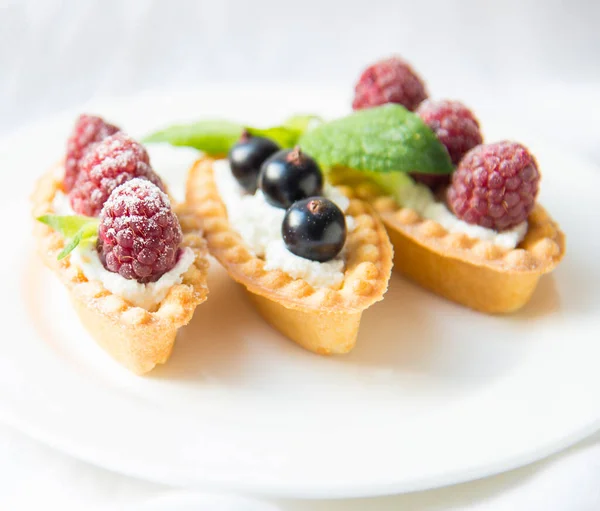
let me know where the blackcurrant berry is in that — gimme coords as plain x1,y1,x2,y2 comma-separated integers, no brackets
282,197,346,262
228,132,280,193
258,147,323,209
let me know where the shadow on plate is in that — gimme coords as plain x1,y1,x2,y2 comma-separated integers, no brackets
149,265,263,382
338,274,528,387
154,268,529,390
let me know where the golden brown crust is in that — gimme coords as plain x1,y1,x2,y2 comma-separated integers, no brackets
333,179,566,313
186,157,393,314
185,157,393,354
31,164,210,374
246,292,363,355
344,182,565,274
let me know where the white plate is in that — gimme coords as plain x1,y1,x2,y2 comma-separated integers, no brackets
127,491,280,511
0,88,599,499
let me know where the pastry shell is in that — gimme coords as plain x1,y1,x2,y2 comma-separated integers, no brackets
185,157,393,354
31,165,210,374
340,180,565,313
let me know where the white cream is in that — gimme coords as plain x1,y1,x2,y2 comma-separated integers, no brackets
52,189,76,215
213,159,352,288
264,241,346,289
71,245,196,311
52,190,195,310
396,180,527,250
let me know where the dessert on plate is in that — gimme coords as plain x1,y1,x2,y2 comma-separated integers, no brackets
301,56,565,313
32,115,209,374
185,134,393,354
144,55,565,315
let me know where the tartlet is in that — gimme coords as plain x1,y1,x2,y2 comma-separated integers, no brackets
342,180,565,313
186,157,393,354
32,164,210,374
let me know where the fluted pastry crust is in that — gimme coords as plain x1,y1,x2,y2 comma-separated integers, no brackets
335,180,566,313
185,157,394,353
31,164,210,374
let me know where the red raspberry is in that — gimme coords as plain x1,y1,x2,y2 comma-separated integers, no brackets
352,57,428,111
64,114,120,192
447,142,540,231
70,133,164,217
97,178,183,283
416,99,483,165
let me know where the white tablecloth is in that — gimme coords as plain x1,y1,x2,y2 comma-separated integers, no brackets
1,1,599,508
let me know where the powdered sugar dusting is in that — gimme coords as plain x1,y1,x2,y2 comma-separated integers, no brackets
52,185,192,309
103,177,170,214
64,114,120,191
98,178,183,283
69,132,164,217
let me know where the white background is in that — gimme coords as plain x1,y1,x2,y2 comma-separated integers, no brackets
1,0,600,509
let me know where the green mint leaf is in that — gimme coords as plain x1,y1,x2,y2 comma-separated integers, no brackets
282,114,323,132
57,230,85,260
327,166,415,203
142,120,243,155
142,114,321,154
246,126,300,148
37,215,99,260
299,104,453,175
247,114,323,148
37,215,97,238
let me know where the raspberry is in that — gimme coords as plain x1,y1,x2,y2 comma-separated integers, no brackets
447,142,540,231
69,133,164,217
97,178,183,283
417,99,483,166
352,57,428,111
64,114,120,192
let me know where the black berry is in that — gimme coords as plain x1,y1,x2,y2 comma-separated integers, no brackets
259,147,323,209
282,197,346,262
228,132,280,193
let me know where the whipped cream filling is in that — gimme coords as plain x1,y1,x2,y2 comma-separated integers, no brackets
397,180,528,250
71,244,195,311
52,190,195,310
213,159,353,289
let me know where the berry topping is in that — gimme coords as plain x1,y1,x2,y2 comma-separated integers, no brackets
447,142,540,231
352,57,428,112
97,178,183,283
282,197,347,262
228,132,280,193
259,147,323,209
69,133,164,217
416,99,483,165
64,114,120,192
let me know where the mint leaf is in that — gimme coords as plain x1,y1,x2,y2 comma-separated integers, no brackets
37,215,99,260
327,166,415,203
142,114,322,155
246,126,301,148
281,114,323,132
247,114,323,148
142,120,243,155
38,215,97,238
299,104,453,175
